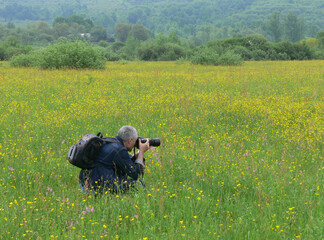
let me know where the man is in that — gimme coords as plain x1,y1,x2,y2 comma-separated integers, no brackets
79,125,150,193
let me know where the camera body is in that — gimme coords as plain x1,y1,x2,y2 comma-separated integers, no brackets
135,137,160,149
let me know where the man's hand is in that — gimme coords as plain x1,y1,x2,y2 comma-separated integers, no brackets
137,138,150,162
139,139,150,153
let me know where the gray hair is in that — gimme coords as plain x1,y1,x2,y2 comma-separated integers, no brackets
118,125,138,141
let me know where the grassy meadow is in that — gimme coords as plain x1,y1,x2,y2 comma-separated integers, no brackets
0,60,323,239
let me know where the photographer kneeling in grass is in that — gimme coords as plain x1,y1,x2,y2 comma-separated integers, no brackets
79,125,150,194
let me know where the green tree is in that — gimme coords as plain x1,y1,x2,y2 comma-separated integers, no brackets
80,18,94,32
129,24,150,41
39,40,105,69
68,15,86,25
137,41,158,60
284,12,305,42
6,22,15,29
0,36,31,60
316,31,324,48
90,26,108,42
37,21,52,35
53,16,68,25
53,23,70,38
307,25,320,38
124,37,141,59
273,41,312,60
115,23,131,42
94,13,115,32
0,45,5,60
168,31,181,45
53,15,94,32
266,12,282,42
69,23,86,35
4,36,20,47
200,26,211,44
127,9,144,24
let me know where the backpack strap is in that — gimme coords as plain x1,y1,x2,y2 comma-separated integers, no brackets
96,132,121,144
100,136,122,173
102,137,121,144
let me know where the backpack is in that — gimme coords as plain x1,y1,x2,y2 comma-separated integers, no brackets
67,132,120,169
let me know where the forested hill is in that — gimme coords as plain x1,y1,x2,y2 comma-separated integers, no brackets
0,0,323,39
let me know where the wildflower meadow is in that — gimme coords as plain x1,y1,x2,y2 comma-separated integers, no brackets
0,60,323,239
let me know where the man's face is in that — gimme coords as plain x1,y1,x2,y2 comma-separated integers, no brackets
125,138,136,151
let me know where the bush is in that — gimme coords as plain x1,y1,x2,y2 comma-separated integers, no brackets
4,46,30,60
10,52,39,67
190,46,220,65
273,41,313,60
218,50,243,65
157,43,187,61
0,46,5,60
250,49,268,60
190,46,242,66
138,42,159,61
313,50,324,59
268,51,290,60
98,40,110,48
101,49,122,61
232,46,252,60
244,34,271,52
0,39,32,61
293,42,313,60
137,41,187,61
39,40,105,69
110,41,126,53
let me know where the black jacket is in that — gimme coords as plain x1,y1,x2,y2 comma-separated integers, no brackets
79,136,144,192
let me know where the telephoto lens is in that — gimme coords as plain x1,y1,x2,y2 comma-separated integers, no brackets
135,137,161,148
147,138,160,147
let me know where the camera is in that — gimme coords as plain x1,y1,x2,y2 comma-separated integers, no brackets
135,137,160,149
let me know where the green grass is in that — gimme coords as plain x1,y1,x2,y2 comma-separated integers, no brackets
0,61,323,239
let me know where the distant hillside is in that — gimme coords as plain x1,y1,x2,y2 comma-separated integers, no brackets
0,0,323,39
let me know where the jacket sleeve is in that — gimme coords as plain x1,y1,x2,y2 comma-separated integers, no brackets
113,148,143,180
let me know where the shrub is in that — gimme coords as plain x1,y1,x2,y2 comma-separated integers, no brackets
273,41,313,60
313,49,324,59
98,40,110,48
0,36,33,60
218,50,243,65
10,52,39,67
244,34,271,52
110,41,126,53
101,49,122,61
0,46,5,60
39,40,105,69
138,42,159,61
250,49,268,60
0,43,32,61
232,46,252,60
190,46,220,65
157,43,187,61
137,40,188,61
316,31,324,49
293,42,313,60
268,51,290,60
190,46,242,66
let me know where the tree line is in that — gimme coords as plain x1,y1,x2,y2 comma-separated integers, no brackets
1,15,323,68
8,32,324,69
0,0,323,42
0,11,319,47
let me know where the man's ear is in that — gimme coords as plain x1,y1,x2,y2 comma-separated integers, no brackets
126,138,134,147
